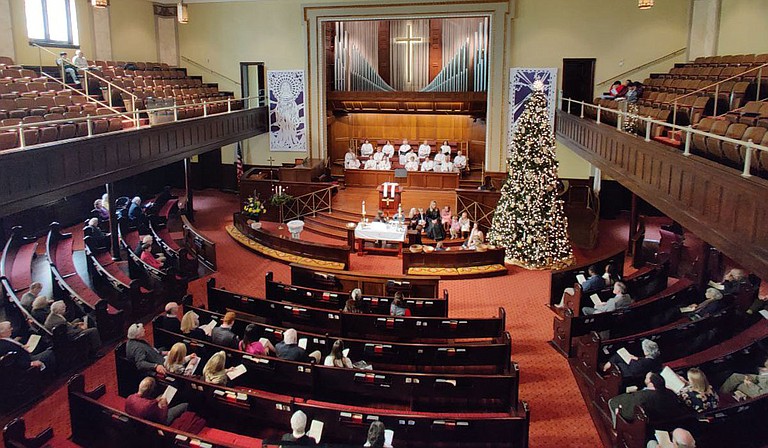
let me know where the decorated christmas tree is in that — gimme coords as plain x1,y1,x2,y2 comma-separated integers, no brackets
488,82,574,270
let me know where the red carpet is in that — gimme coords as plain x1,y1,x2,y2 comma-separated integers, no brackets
13,188,640,448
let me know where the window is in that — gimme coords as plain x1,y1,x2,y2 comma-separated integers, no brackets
25,0,79,47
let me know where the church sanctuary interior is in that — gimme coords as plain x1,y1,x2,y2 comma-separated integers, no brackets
1,0,768,447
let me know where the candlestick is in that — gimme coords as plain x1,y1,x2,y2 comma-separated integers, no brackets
362,200,366,216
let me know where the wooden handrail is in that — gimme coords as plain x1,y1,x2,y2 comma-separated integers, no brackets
180,55,242,87
596,47,687,87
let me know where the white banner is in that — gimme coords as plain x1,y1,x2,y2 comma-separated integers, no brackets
267,70,307,152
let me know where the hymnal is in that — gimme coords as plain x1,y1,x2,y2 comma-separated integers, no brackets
226,364,247,380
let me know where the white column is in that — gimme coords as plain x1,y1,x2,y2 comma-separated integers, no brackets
156,17,179,66
0,0,16,61
687,0,721,60
591,166,602,194
92,5,113,61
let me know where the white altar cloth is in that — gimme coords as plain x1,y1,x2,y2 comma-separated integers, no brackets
354,221,406,242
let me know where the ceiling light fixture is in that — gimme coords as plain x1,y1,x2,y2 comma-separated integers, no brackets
177,1,188,24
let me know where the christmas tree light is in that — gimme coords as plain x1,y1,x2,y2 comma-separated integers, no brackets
488,82,575,270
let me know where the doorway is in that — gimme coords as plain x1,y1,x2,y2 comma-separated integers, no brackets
562,58,596,113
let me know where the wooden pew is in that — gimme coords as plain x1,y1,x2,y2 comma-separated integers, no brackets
291,263,441,298
114,352,530,448
549,248,625,310
68,374,253,448
147,324,519,412
265,272,449,317
47,222,124,341
550,279,697,357
402,246,508,278
207,278,505,341
182,214,217,271
2,418,59,448
180,304,511,374
83,242,154,317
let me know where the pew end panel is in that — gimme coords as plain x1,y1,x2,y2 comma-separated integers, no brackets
592,365,623,417
573,331,602,385
550,308,574,357
2,418,54,448
615,406,650,448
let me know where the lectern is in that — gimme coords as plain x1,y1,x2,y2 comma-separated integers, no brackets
377,182,402,211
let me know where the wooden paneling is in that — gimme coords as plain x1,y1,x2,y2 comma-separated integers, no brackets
290,263,440,298
428,19,442,81
378,21,391,86
556,111,768,280
402,247,506,274
0,107,268,219
344,169,458,190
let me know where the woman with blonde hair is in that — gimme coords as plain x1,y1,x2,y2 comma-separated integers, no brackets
678,367,719,412
203,351,229,385
180,311,207,340
164,342,197,374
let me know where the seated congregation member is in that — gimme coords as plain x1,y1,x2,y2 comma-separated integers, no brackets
434,241,446,251
708,268,749,296
419,155,434,171
376,156,391,170
382,140,395,158
603,339,662,382
343,288,364,314
440,205,452,231
364,157,378,170
20,282,43,311
276,328,321,363
461,223,483,250
458,212,471,238
55,51,80,85
390,294,411,316
158,302,181,334
647,428,696,448
164,342,197,375
128,196,146,226
345,148,361,169
211,312,240,349
85,217,110,252
180,311,208,340
603,263,618,287
364,421,388,448
449,215,461,239
239,323,276,356
126,377,189,426
398,139,411,163
719,358,768,399
683,287,726,317
30,296,51,323
202,351,230,385
676,367,719,413
424,201,445,241
44,301,101,357
417,140,431,159
404,153,420,171
281,410,318,445
93,198,110,222
374,210,388,223
746,294,768,315
440,140,451,155
141,244,165,270
0,321,56,372
324,339,353,368
581,265,606,294
608,372,689,428
360,139,374,157
582,281,631,315
453,150,467,171
127,323,167,374
601,80,626,99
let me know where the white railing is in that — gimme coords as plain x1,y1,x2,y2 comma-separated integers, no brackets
559,97,768,178
282,186,336,222
0,94,259,150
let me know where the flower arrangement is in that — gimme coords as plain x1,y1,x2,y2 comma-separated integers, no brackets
269,187,294,207
243,196,267,220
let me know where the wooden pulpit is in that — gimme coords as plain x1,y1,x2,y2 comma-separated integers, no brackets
377,183,403,211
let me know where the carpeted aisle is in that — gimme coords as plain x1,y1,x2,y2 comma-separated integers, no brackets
15,188,625,447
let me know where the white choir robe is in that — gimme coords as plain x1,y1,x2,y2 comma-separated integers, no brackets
376,159,391,170
433,153,446,164
440,145,452,155
440,161,455,172
373,151,385,162
420,160,435,171
417,144,431,159
345,157,361,169
454,155,467,170
398,144,411,157
404,160,420,171
360,143,374,156
382,144,395,158
364,159,378,170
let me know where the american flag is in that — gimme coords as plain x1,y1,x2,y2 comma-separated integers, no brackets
235,143,244,185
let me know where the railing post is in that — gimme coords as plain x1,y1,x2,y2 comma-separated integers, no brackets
203,102,208,117
645,117,652,142
742,140,754,177
758,67,763,100
580,102,585,119
558,94,562,111
672,101,678,127
174,104,178,121
596,104,601,124
108,84,113,108
327,189,333,214
683,126,692,156
18,125,25,148
87,117,93,136
567,99,571,115
713,84,719,116
616,110,622,131
227,97,231,113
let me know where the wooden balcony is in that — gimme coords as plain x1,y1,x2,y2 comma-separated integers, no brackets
556,110,768,280
0,107,268,218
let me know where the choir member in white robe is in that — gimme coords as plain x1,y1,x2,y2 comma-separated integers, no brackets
364,158,378,170
376,157,391,170
360,139,374,157
372,148,385,162
420,156,435,172
404,159,420,171
440,141,452,155
453,150,467,171
382,140,395,158
398,139,411,161
433,152,446,166
440,161,455,172
344,148,361,169
417,140,431,160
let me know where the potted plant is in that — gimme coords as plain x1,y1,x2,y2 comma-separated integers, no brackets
243,195,267,222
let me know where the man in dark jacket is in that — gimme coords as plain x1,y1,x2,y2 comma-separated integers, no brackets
0,321,56,371
608,372,690,427
210,312,239,349
126,323,166,375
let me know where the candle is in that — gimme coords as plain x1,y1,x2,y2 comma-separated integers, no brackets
362,200,366,216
